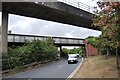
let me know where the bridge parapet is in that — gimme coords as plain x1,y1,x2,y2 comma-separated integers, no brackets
32,0,95,14
58,0,95,13
8,34,84,45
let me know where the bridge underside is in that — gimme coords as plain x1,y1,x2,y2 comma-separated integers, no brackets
56,44,84,47
8,42,85,47
1,2,95,53
2,2,95,30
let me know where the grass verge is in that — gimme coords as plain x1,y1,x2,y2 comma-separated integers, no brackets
73,55,118,78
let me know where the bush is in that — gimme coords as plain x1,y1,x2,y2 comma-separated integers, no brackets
61,47,84,58
2,39,58,70
61,48,69,58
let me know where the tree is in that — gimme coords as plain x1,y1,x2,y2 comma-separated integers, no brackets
93,1,120,68
93,2,120,48
86,35,114,56
0,27,13,34
8,30,12,34
86,36,98,47
62,48,69,58
2,39,59,70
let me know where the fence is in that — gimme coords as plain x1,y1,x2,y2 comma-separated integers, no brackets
58,0,95,13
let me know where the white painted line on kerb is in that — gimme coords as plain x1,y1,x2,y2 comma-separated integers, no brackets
67,58,84,79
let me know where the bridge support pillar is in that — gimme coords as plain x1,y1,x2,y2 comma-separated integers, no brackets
59,46,62,56
1,12,9,54
84,40,88,57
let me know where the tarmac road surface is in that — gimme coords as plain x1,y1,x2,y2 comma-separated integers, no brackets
3,58,82,79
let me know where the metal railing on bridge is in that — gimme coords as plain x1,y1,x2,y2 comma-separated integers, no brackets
8,34,84,45
58,0,95,13
2,0,95,13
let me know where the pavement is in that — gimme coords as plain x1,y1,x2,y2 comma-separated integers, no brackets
2,58,82,79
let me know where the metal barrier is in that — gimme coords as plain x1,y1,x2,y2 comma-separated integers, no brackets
58,0,95,13
8,34,84,45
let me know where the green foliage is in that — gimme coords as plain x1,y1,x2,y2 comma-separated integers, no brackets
69,48,77,54
93,2,120,49
78,47,85,57
15,66,23,72
86,36,116,55
62,48,69,58
62,47,84,57
86,36,98,47
8,30,12,34
2,39,58,70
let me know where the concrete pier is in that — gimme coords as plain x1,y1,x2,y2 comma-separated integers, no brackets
1,12,8,54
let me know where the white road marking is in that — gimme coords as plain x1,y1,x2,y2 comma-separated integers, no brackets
58,65,64,68
67,58,84,78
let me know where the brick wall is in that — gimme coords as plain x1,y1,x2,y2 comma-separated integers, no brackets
84,40,99,56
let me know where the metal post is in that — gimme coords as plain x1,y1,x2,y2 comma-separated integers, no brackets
60,38,61,44
88,7,90,12
13,35,15,42
0,2,2,79
78,2,80,8
67,39,68,44
24,36,26,42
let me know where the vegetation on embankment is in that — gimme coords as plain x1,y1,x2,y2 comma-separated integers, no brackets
2,38,58,70
61,47,85,58
2,36,85,71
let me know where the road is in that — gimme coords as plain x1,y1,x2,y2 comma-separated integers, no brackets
3,58,82,79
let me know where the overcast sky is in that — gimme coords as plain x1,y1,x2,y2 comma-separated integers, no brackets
0,0,101,39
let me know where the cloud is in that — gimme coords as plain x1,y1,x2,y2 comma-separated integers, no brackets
65,33,73,38
7,14,101,39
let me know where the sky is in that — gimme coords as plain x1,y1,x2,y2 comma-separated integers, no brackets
0,0,101,40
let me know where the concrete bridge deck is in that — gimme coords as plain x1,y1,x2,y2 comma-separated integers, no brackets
2,1,95,29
